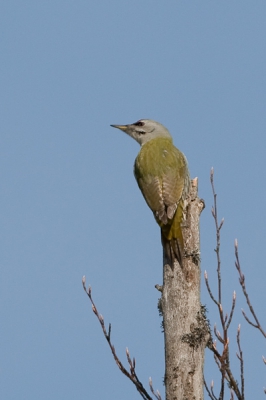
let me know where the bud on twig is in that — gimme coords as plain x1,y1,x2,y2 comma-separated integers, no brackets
219,218,224,230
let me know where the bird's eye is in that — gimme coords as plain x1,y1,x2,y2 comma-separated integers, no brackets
134,121,144,127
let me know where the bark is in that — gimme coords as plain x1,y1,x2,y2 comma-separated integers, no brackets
161,178,209,400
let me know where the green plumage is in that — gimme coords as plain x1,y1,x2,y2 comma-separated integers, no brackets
134,137,190,265
111,119,190,266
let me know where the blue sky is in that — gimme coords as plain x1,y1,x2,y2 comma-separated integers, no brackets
1,1,266,399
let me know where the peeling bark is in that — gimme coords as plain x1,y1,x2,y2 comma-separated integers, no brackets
161,178,209,400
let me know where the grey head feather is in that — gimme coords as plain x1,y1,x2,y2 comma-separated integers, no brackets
110,119,172,146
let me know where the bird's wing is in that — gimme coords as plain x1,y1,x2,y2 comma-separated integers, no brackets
135,174,167,224
134,146,189,225
162,149,188,213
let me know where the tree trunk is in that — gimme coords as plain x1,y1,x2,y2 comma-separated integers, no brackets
161,178,208,400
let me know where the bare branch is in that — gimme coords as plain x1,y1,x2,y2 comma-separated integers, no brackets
206,170,244,400
82,276,153,400
214,353,222,372
205,271,219,306
226,291,236,330
241,309,259,328
210,168,223,307
234,241,266,338
225,367,241,399
214,324,224,344
236,324,244,398
107,323,111,340
209,341,222,360
218,374,225,400
209,169,228,338
209,332,242,399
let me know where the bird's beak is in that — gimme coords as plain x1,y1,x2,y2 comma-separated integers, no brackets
110,124,128,131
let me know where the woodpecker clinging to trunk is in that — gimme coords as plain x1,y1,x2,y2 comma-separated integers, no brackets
111,119,190,267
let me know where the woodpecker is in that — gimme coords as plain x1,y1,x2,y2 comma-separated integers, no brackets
111,119,190,266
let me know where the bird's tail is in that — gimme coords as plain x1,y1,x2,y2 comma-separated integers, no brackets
161,201,184,267
161,234,183,268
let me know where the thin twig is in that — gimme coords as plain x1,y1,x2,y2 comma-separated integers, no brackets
210,168,223,307
210,169,226,332
149,378,162,400
218,373,225,400
204,379,218,400
241,310,259,328
205,271,219,306
234,240,266,338
224,357,242,399
236,324,244,398
82,276,153,400
209,341,222,359
207,169,244,400
214,324,224,344
213,353,222,371
226,291,236,330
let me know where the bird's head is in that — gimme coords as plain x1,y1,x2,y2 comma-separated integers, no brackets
110,119,172,146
